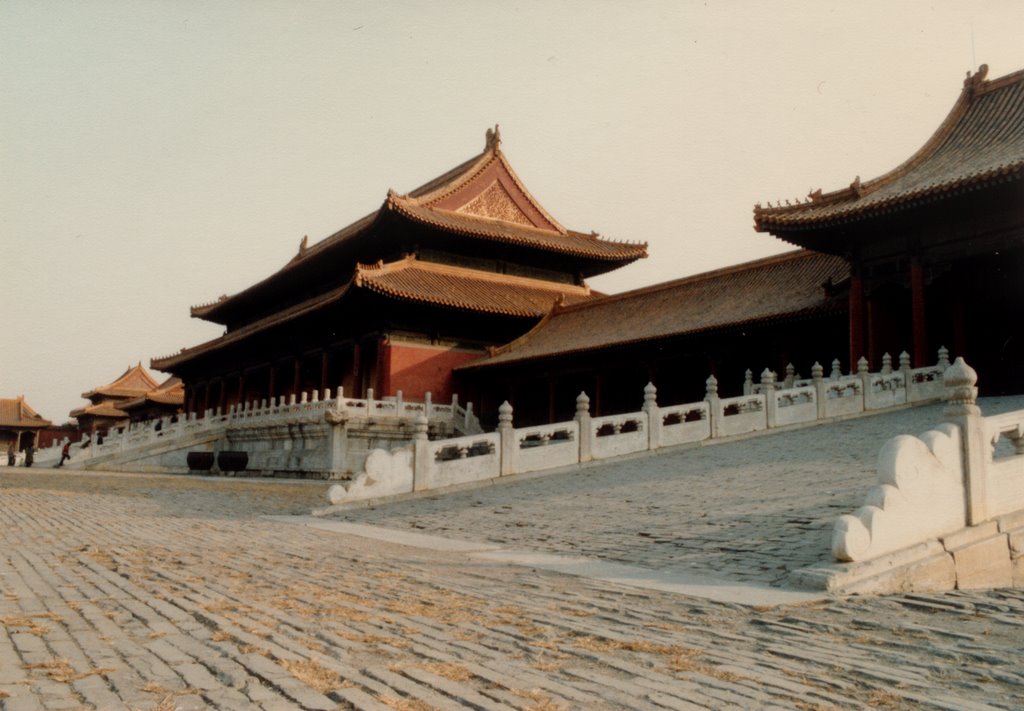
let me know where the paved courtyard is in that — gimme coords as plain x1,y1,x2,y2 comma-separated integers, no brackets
2,398,1023,710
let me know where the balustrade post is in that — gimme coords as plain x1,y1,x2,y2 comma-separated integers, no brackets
944,358,989,525
858,356,870,412
465,402,474,430
784,363,795,389
424,391,433,418
881,353,893,375
743,369,753,396
810,361,826,420
325,405,349,478
937,345,950,370
642,382,660,450
705,375,720,439
498,401,515,475
761,369,777,428
575,392,592,463
412,415,429,492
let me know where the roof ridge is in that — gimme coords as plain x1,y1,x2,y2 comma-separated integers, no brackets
975,65,1024,96
403,129,569,236
485,301,561,358
405,130,497,200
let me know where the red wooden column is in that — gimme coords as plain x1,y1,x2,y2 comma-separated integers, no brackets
236,373,245,407
953,297,966,362
350,344,361,395
848,270,865,370
376,339,391,396
547,375,557,424
292,358,302,398
320,350,330,395
865,294,877,369
267,365,276,401
911,259,928,367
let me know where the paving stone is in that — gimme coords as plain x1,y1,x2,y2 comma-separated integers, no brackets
70,674,127,710
1,399,1023,711
401,666,518,710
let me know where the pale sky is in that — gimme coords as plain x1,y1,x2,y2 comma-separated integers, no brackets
2,1,1022,424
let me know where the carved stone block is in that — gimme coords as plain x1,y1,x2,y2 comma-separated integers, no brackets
950,533,1013,590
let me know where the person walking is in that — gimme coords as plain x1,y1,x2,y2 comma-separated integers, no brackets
6,444,14,466
57,441,71,467
24,444,33,467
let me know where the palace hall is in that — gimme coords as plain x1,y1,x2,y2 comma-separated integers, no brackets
154,65,1022,427
151,128,646,415
754,64,1023,392
0,396,52,454
70,363,161,435
456,64,1024,424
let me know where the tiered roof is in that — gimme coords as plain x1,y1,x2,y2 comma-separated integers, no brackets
153,256,597,370
191,128,646,325
0,396,52,430
118,377,185,413
72,363,160,420
460,250,849,370
81,363,160,402
754,65,1024,239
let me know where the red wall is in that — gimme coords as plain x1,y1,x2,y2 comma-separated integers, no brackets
382,342,484,401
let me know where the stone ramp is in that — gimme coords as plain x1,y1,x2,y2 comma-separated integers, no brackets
77,425,225,473
326,396,1024,591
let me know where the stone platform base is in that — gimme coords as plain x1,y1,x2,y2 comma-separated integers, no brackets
791,511,1024,595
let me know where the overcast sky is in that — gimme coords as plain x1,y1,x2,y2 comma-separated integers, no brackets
2,1,1022,424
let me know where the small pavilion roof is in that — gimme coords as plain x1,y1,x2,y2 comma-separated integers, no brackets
754,65,1024,235
191,128,645,323
81,363,160,401
459,250,849,370
0,396,52,429
153,257,598,371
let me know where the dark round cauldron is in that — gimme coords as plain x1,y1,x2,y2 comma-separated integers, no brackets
186,451,215,471
217,451,249,472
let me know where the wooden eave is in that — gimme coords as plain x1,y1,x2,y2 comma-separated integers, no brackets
69,402,128,420
384,196,647,265
753,65,1024,236
355,255,595,317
